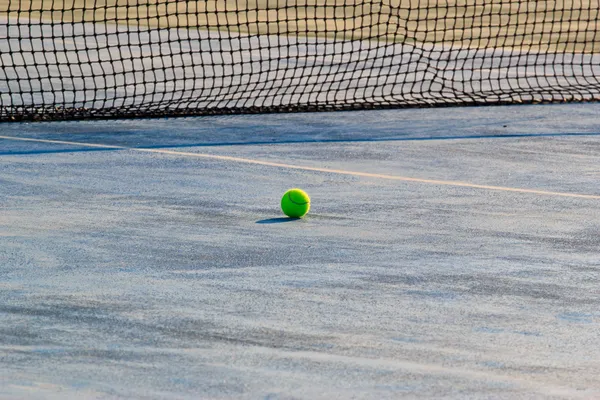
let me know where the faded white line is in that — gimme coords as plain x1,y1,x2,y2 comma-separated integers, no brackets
2,134,599,200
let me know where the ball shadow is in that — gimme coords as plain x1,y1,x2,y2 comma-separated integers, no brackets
256,217,300,224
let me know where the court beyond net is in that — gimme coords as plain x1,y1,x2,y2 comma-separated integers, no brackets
1,0,600,121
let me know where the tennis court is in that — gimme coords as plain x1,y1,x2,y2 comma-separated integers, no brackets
1,1,600,399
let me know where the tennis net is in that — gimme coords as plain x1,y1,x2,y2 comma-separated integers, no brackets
1,0,600,121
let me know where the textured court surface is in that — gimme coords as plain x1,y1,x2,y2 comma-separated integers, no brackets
1,103,600,399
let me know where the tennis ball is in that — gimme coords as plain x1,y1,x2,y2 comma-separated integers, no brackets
281,188,310,218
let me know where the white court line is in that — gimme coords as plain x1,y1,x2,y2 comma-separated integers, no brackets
1,134,600,200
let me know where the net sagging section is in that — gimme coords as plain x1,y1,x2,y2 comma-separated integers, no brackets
1,0,600,122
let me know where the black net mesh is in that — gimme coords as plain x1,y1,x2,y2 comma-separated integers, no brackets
1,0,600,121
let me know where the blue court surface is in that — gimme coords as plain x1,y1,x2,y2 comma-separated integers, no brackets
1,103,600,399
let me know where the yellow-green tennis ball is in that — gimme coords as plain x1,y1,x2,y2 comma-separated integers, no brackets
281,188,310,218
